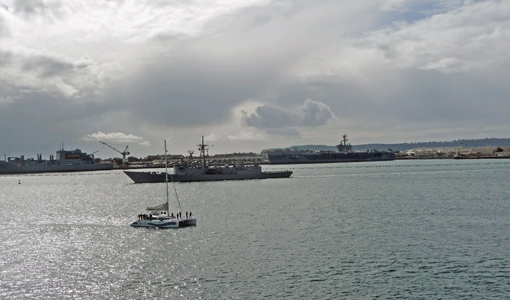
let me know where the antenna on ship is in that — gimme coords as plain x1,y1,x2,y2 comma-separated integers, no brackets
197,136,209,167
336,133,353,153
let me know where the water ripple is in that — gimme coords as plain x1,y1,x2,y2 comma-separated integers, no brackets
1,162,510,298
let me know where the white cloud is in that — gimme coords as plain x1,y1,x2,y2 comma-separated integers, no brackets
419,57,482,73
388,1,510,69
140,140,151,147
292,1,510,80
379,0,463,13
227,131,263,141
84,131,149,145
204,133,220,142
4,0,276,44
379,0,414,12
0,0,278,103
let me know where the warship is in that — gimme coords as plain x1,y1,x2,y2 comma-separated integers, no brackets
124,137,292,183
0,147,112,174
267,134,396,164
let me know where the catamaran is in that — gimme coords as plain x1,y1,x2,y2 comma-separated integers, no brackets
130,140,197,228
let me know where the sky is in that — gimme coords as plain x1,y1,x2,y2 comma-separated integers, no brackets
1,0,510,158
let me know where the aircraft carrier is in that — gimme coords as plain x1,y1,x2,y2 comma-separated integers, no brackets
267,134,396,164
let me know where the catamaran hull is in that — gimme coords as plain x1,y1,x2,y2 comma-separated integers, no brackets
131,218,197,228
124,170,293,183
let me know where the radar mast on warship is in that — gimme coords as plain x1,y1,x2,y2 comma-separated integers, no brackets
336,133,353,153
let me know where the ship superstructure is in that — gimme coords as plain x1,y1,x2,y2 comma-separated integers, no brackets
0,148,112,174
336,133,353,152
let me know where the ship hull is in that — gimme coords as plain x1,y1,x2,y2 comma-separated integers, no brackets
131,218,197,228
0,161,113,174
267,152,396,164
124,170,293,183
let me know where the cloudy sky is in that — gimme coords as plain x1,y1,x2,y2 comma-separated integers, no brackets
1,0,509,158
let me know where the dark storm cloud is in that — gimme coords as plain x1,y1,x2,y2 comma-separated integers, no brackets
14,0,45,14
105,54,281,127
2,0,510,155
0,45,104,100
22,55,74,77
12,0,62,17
242,99,336,131
0,93,108,156
0,50,13,65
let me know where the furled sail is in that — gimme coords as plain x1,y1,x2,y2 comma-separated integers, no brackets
146,202,168,211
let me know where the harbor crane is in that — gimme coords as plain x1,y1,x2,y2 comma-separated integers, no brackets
99,141,130,160
90,150,99,160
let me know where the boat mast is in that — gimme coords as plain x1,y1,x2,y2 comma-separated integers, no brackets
165,140,182,213
164,140,170,216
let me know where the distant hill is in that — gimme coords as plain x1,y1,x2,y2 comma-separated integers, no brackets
262,138,510,153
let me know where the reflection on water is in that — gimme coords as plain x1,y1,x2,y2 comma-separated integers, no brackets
1,160,510,299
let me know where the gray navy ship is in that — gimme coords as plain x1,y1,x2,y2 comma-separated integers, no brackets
267,134,396,164
124,163,292,183
0,148,113,174
124,137,292,183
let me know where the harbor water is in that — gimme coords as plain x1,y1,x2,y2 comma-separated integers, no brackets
1,160,510,299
